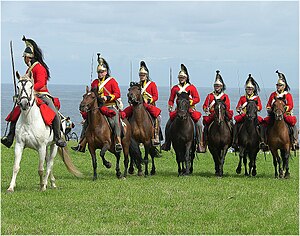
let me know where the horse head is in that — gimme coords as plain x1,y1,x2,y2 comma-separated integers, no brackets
79,86,98,113
176,91,190,120
16,71,34,111
246,100,258,121
127,82,142,105
213,99,226,125
272,97,285,121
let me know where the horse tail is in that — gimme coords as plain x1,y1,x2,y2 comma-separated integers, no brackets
58,147,83,178
129,138,143,166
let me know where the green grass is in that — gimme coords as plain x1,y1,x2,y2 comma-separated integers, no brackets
1,141,299,235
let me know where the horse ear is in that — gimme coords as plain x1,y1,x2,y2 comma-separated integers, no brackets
223,96,226,102
86,86,89,93
254,100,258,104
28,71,32,79
16,71,20,80
187,91,190,96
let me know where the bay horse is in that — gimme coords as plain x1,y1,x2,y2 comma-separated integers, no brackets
7,72,82,193
79,86,131,180
168,92,195,176
267,97,291,178
208,99,232,177
127,82,157,176
236,100,260,176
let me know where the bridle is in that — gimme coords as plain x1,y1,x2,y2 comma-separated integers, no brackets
17,79,34,109
80,92,98,112
214,100,225,125
273,100,285,121
128,86,142,105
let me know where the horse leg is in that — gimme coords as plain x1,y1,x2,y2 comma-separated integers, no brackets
283,149,290,178
48,146,58,188
250,150,258,177
270,149,279,178
243,151,249,176
38,146,47,191
219,149,226,177
184,145,192,176
236,149,243,174
150,148,156,175
7,142,24,193
88,146,98,181
42,145,55,191
177,160,182,176
122,147,129,178
277,150,284,178
144,144,150,176
129,155,135,175
100,143,112,169
115,152,122,179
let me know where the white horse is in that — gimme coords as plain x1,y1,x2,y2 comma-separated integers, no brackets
7,72,82,193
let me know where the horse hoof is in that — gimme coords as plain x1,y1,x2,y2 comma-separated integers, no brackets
236,168,241,174
128,168,134,175
93,176,97,181
150,170,156,175
137,171,143,176
252,170,257,176
40,185,47,192
284,173,290,179
6,188,14,193
51,183,57,189
104,162,112,169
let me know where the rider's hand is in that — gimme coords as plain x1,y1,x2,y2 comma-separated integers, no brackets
168,105,173,112
267,108,272,114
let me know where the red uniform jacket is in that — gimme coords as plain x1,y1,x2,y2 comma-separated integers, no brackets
234,95,263,123
266,91,294,114
91,77,121,106
123,80,161,118
26,62,49,93
141,80,158,105
203,92,231,113
168,83,200,108
236,95,262,113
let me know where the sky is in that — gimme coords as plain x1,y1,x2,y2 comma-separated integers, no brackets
1,0,299,89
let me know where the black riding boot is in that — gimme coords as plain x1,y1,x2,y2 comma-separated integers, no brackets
161,119,172,151
52,116,66,147
71,137,86,153
1,121,16,148
232,123,239,150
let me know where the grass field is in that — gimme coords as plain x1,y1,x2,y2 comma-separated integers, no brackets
1,141,299,235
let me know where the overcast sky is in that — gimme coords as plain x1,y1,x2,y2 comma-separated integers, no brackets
1,0,299,89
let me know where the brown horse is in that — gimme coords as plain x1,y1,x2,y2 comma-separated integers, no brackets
127,82,157,176
79,87,131,180
208,99,232,177
267,97,291,178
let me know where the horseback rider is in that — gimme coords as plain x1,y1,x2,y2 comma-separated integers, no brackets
91,54,123,152
232,74,264,150
123,61,161,146
202,70,233,152
263,70,298,151
161,64,205,153
1,36,66,148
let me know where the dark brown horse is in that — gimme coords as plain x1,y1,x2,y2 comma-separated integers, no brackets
236,100,260,176
127,82,157,176
168,92,195,176
208,99,232,177
79,87,131,180
267,97,291,178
